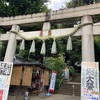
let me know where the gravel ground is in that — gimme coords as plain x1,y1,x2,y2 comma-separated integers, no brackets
8,93,80,100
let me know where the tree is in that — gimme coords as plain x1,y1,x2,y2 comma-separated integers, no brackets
0,0,8,17
0,0,48,17
94,36,100,64
66,0,100,65
44,54,64,92
66,0,100,8
66,0,84,8
0,0,48,61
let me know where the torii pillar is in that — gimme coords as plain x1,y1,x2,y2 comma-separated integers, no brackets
81,15,95,62
4,25,20,62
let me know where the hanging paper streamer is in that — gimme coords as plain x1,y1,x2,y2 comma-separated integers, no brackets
29,40,35,53
20,39,25,50
40,40,46,55
67,36,72,50
51,38,57,54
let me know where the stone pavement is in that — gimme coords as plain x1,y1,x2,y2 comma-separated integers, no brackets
8,93,80,100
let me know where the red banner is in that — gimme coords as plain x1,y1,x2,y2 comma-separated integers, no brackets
0,90,3,100
49,71,57,92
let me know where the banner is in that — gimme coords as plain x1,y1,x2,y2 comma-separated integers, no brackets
49,71,57,92
64,66,69,80
81,62,99,100
0,62,13,100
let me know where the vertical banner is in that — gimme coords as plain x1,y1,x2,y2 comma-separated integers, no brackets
64,66,69,80
81,62,99,100
0,62,13,100
49,71,57,92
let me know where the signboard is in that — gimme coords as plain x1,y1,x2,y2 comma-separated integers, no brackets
81,62,99,100
49,71,57,92
43,71,49,86
11,66,22,85
22,67,33,86
0,62,13,100
64,66,69,80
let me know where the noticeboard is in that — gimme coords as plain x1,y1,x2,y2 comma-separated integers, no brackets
10,66,22,85
0,62,13,100
43,71,49,86
81,62,99,100
22,66,33,86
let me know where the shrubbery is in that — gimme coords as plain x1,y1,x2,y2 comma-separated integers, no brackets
69,66,76,77
44,54,64,92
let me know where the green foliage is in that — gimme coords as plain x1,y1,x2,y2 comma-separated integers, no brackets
66,0,100,8
0,0,8,17
94,36,100,47
65,0,100,66
0,41,8,61
0,0,48,60
44,54,64,92
17,39,42,61
94,36,100,64
0,27,6,34
0,27,7,61
26,38,65,63
65,37,81,66
69,66,76,76
0,0,48,17
66,0,84,8
18,50,29,58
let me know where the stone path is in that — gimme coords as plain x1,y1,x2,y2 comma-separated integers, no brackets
8,93,80,100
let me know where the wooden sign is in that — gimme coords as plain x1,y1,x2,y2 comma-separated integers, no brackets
11,66,22,85
40,70,44,83
22,66,33,86
43,71,49,86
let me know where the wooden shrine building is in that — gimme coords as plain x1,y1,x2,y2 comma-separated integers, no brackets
9,57,51,95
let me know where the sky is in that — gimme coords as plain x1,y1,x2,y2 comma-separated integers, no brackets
47,0,70,10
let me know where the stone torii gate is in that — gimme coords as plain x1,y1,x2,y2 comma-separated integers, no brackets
0,3,100,63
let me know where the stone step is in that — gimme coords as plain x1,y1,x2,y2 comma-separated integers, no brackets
59,89,81,93
59,93,73,95
71,73,81,83
59,92,80,96
59,82,81,96
59,73,81,97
